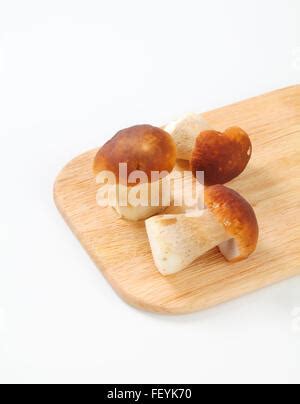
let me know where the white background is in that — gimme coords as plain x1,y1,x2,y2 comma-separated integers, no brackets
0,0,299,384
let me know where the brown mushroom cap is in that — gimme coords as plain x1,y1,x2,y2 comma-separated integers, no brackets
205,185,259,262
191,127,252,186
93,125,177,186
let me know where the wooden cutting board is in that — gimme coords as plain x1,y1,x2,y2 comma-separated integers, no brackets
54,86,300,314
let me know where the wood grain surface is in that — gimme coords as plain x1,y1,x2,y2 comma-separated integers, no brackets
54,86,300,314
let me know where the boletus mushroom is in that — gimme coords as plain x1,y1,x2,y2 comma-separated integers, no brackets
164,114,252,185
191,127,252,185
146,185,259,276
93,125,177,221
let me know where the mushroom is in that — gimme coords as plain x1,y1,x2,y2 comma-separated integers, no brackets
191,127,252,185
164,113,212,160
146,185,259,275
93,125,177,221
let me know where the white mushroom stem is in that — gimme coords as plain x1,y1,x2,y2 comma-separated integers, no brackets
96,180,172,221
164,113,212,161
146,210,231,276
